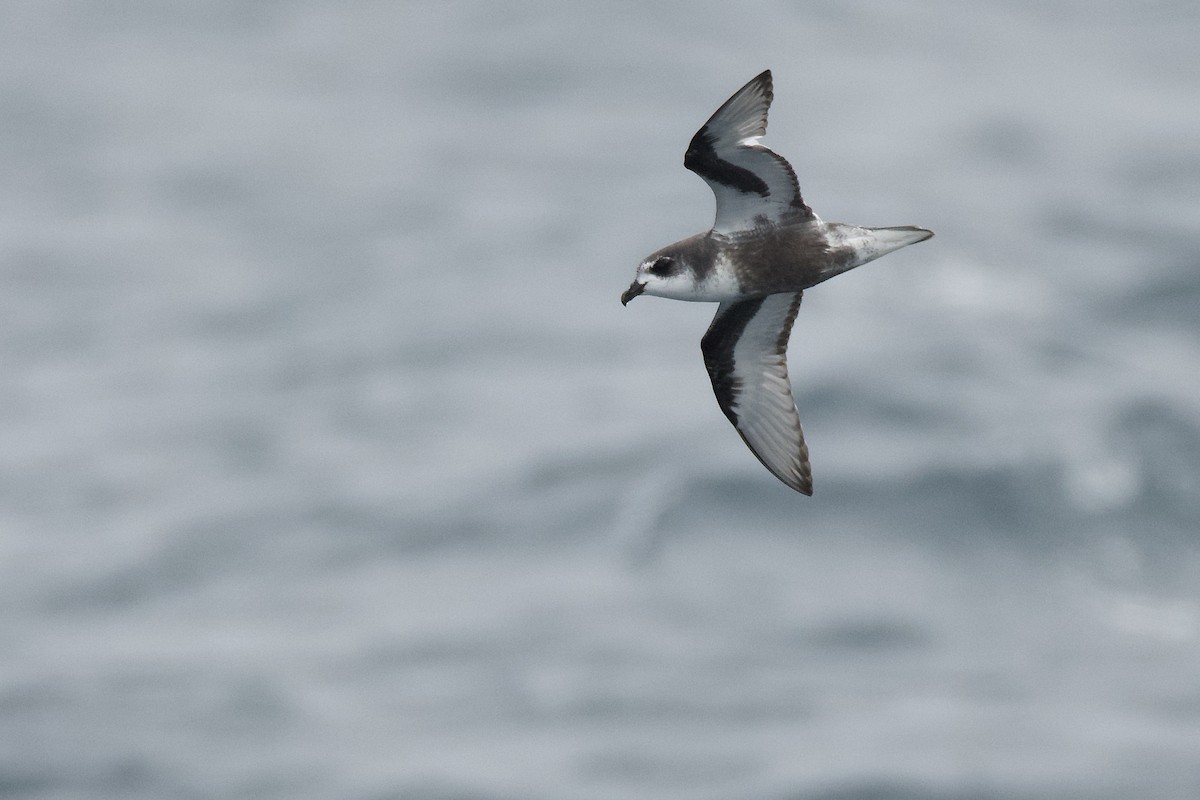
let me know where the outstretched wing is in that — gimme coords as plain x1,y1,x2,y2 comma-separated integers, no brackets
700,291,813,495
684,70,814,237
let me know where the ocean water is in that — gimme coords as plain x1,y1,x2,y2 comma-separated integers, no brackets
2,2,1200,798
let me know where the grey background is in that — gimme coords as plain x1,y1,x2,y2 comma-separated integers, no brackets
2,2,1199,798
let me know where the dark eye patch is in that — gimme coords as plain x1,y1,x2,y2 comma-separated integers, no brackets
647,257,676,276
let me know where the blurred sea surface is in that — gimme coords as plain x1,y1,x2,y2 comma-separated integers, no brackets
2,1,1200,798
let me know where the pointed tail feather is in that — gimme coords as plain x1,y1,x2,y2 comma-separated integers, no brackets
866,225,934,252
821,224,933,280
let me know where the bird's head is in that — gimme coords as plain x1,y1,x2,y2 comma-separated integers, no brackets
621,245,700,305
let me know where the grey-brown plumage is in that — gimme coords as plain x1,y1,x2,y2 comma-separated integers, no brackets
621,70,934,494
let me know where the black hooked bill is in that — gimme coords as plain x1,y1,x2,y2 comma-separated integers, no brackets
620,281,645,305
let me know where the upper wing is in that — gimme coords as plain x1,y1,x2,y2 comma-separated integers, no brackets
700,291,813,495
684,70,814,237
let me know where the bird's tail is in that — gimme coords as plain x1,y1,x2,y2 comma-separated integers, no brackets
862,225,935,255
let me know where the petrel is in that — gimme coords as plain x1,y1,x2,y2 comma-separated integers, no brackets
621,70,933,495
